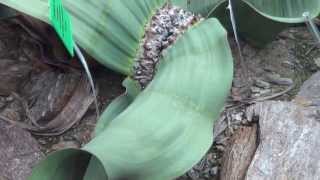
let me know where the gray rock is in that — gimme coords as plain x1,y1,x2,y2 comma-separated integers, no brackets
0,121,43,180
254,79,271,89
245,72,320,180
266,73,293,86
314,57,320,68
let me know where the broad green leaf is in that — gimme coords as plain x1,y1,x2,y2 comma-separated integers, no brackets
85,18,233,180
174,0,320,45
28,149,107,180
88,78,140,180
29,18,233,180
176,0,320,23
243,0,320,23
0,0,168,75
3,0,319,65
211,1,289,46
0,0,48,22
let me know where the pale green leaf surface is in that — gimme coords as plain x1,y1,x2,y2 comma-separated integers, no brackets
210,1,288,46
176,0,320,23
0,0,167,75
175,0,319,45
0,0,48,22
83,18,233,180
29,18,233,180
86,78,140,180
64,0,166,74
243,0,320,23
28,149,107,180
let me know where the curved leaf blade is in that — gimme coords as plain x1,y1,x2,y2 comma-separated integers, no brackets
176,0,320,23
28,18,233,180
179,0,319,45
28,149,107,180
243,0,320,23
83,18,233,180
65,0,166,74
0,0,48,22
0,0,167,75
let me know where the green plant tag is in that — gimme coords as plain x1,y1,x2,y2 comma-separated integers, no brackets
49,0,74,56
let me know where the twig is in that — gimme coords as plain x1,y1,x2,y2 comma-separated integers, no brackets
305,44,318,56
0,114,35,130
243,84,295,104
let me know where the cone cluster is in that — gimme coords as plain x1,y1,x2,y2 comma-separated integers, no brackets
133,4,203,88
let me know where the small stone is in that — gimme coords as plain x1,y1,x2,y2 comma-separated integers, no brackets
281,60,295,68
315,57,320,68
51,141,80,151
254,79,271,89
5,96,13,102
136,71,142,75
0,102,5,109
251,86,262,94
187,169,200,180
266,73,293,86
37,138,47,145
145,51,158,59
232,112,243,122
210,167,218,176
259,89,272,96
216,145,225,151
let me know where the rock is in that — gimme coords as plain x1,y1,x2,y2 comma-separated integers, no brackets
0,94,26,123
314,57,320,68
257,89,272,96
254,79,270,89
0,120,43,180
265,73,293,86
51,141,80,151
295,71,320,103
244,72,320,180
0,96,7,109
246,101,320,180
250,87,261,94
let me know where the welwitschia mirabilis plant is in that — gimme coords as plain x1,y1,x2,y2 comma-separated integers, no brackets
0,0,233,179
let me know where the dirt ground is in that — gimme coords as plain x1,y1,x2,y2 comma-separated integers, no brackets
0,17,319,180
